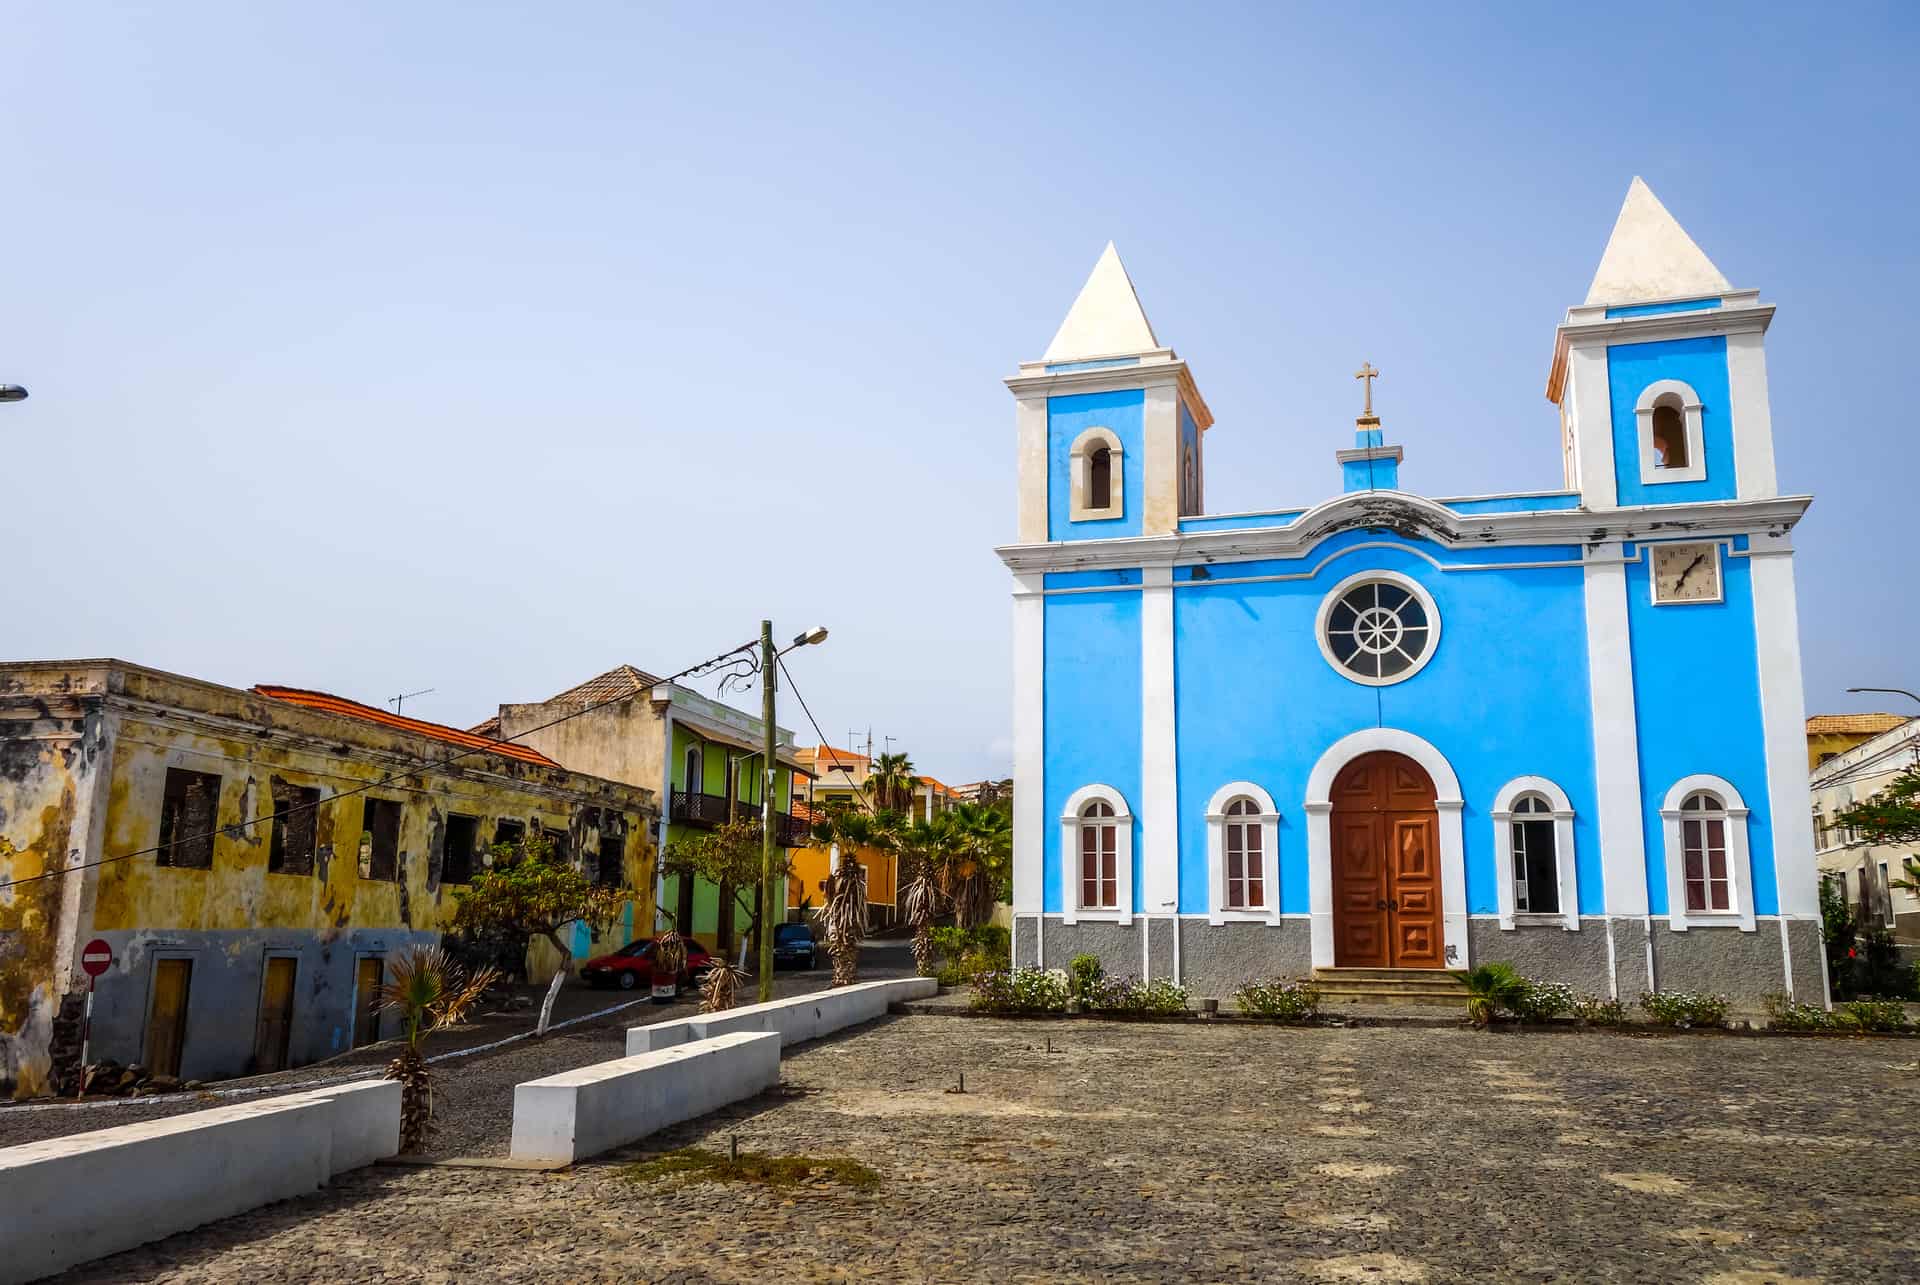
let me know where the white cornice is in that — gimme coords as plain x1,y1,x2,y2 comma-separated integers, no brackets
994,489,1812,574
1335,445,1404,465
1546,298,1774,403
1005,357,1214,432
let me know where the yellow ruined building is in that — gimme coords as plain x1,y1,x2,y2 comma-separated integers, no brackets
0,660,657,1099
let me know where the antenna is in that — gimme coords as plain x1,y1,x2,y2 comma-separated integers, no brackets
388,687,435,714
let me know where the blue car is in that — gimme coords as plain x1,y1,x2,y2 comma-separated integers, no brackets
772,922,818,970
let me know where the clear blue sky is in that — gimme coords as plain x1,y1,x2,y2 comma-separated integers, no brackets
7,3,1917,782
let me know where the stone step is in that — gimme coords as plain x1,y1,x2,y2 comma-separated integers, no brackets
1313,967,1461,983
1315,987,1468,1008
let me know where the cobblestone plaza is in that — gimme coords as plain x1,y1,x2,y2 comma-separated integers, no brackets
46,1015,1920,1283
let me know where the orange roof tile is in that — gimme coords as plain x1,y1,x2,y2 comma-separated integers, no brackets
801,745,868,772
253,686,560,768
468,714,501,737
1807,713,1909,736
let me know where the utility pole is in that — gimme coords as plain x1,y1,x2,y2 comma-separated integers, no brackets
758,619,778,1004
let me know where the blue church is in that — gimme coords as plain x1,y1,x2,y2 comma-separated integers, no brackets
999,179,1821,1006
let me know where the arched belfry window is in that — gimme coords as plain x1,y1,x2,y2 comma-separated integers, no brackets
1659,775,1755,931
1060,784,1132,924
1635,380,1706,485
1089,447,1112,509
1068,427,1124,522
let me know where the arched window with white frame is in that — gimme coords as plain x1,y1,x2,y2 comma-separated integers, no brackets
1634,379,1706,485
1060,784,1132,924
1068,427,1125,523
1660,775,1755,931
1205,781,1280,924
1491,777,1578,930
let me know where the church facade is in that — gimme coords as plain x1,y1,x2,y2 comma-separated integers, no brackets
998,180,1822,1006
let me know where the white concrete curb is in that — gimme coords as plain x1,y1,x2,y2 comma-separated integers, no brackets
0,1080,402,1283
509,1031,780,1165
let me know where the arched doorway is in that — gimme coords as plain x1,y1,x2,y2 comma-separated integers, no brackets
1330,751,1444,968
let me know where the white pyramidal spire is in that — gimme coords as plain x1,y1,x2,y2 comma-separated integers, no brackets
1584,177,1732,306
1042,242,1161,362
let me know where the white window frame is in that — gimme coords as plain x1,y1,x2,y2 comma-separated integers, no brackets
1068,426,1125,523
1660,774,1755,932
1491,776,1578,931
1205,781,1280,925
1060,783,1132,925
1635,378,1706,485
1313,569,1443,688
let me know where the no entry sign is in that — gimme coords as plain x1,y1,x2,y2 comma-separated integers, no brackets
80,939,113,978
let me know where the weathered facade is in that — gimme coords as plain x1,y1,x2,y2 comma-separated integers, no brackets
1810,718,1919,943
494,664,809,955
0,660,657,1099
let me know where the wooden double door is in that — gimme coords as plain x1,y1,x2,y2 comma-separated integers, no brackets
1330,751,1444,969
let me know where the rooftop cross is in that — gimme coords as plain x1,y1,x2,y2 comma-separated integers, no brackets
1354,362,1380,417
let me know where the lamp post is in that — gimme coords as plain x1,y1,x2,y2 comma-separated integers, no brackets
761,622,829,1002
1847,686,1920,711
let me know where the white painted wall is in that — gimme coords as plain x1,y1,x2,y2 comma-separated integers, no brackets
510,1031,782,1165
0,1079,400,1284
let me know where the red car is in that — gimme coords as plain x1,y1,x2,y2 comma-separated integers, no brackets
579,937,714,992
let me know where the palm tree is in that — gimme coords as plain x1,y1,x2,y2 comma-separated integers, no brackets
817,850,870,986
379,946,500,1152
1452,961,1526,1028
895,818,950,974
945,802,1012,928
865,751,921,816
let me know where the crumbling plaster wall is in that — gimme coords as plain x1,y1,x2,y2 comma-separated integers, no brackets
1,661,659,1095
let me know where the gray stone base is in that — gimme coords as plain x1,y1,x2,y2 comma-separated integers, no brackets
1015,914,1824,1006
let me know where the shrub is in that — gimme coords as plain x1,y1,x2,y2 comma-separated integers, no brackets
1842,998,1910,1032
1764,992,1833,1031
1572,993,1627,1026
1081,975,1188,1016
1068,953,1104,1002
969,967,1070,1014
932,924,1010,986
1509,978,1577,1023
1453,962,1527,1026
936,948,1002,988
1233,978,1322,1023
1639,989,1730,1029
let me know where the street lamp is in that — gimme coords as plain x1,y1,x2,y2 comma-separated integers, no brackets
761,620,829,1001
0,385,27,403
1847,686,1920,710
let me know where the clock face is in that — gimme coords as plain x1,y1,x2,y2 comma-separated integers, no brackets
1651,542,1721,604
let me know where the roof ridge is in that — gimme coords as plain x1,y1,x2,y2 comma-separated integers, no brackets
252,685,559,768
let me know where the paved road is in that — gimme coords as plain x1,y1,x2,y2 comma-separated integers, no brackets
0,945,914,1154
44,1015,1920,1282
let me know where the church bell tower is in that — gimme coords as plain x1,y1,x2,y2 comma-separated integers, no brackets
1546,178,1779,510
1007,244,1213,543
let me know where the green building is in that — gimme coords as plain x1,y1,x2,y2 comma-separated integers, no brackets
488,664,811,956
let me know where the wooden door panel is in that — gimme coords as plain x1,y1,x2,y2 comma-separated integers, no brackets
145,958,192,1078
1392,821,1434,880
254,956,297,1073
1330,752,1445,970
353,957,384,1048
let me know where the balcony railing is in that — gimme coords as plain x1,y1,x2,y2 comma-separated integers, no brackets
670,790,815,847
